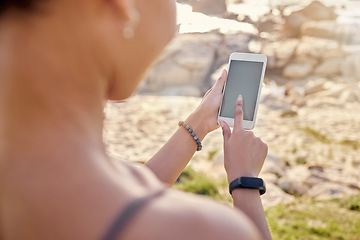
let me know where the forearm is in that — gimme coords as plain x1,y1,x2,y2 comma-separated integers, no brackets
232,189,272,240
145,111,208,185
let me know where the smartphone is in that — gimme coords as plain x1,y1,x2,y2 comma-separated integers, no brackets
218,53,267,130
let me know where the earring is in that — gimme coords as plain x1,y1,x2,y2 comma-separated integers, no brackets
122,9,140,39
123,22,134,39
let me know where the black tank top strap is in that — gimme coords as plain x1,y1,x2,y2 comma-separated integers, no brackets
103,189,166,240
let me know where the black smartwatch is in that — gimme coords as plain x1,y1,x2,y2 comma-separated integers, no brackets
229,177,266,195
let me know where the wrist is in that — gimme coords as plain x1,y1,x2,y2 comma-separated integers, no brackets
227,171,258,184
185,112,209,141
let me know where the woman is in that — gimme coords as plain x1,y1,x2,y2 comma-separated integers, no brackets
0,0,272,239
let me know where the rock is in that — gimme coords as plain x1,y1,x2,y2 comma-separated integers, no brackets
215,33,251,70
176,3,258,34
298,1,337,21
261,154,286,177
304,78,327,96
301,20,336,39
341,54,360,80
339,88,360,103
283,62,313,79
261,183,295,209
282,0,337,37
259,173,278,184
314,58,342,77
296,37,340,60
261,42,277,69
260,81,286,103
278,177,309,196
287,89,307,107
237,15,253,25
275,39,299,68
256,39,299,69
287,165,311,183
300,21,359,43
278,165,311,196
256,13,284,33
284,12,310,38
304,169,328,187
308,165,324,172
161,85,202,96
295,55,319,70
306,182,357,200
189,0,227,15
142,33,222,94
315,84,345,99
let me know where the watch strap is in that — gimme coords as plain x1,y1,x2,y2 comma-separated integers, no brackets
229,177,266,195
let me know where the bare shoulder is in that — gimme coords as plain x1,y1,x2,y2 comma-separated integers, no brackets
121,189,262,240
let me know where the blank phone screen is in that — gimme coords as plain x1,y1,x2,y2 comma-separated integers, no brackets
220,60,264,121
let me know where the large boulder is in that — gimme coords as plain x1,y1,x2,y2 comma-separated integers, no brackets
296,37,340,60
342,54,360,81
283,62,313,79
306,182,357,200
283,1,336,38
261,154,286,177
180,0,227,15
301,20,337,39
314,58,342,77
214,33,251,71
262,183,295,209
278,177,309,196
142,32,222,95
250,39,299,69
297,1,337,21
275,39,299,68
301,20,360,44
304,78,328,96
284,12,310,38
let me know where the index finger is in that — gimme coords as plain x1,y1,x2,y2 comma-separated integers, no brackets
233,95,244,131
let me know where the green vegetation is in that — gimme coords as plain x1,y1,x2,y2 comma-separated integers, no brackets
297,126,360,150
207,149,219,161
173,166,231,203
266,194,360,240
297,126,331,144
295,156,307,165
175,167,360,239
339,139,360,150
291,146,298,154
280,110,298,118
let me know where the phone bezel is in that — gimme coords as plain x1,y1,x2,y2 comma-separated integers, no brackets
217,52,267,130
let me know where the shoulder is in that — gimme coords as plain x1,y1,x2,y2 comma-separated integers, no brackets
120,189,262,240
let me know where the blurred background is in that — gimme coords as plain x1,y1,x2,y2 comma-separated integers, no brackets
104,0,360,238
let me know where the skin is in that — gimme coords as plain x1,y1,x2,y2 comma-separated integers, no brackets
0,0,272,239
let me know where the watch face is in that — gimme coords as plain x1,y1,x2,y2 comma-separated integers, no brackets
242,177,263,187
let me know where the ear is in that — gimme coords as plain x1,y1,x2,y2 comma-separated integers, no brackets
108,0,139,24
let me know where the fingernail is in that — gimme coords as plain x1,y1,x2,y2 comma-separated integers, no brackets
220,121,225,128
237,95,243,104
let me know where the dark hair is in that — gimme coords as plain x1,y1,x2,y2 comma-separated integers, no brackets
0,0,37,14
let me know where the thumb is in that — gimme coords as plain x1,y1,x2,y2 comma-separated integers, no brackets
221,121,231,144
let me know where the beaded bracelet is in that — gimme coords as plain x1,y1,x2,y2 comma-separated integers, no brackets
178,121,202,151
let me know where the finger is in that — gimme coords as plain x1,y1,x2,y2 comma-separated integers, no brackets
212,69,227,94
233,95,244,131
221,121,231,144
203,88,212,98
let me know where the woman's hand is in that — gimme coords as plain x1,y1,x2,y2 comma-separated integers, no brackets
220,95,268,183
185,69,227,138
